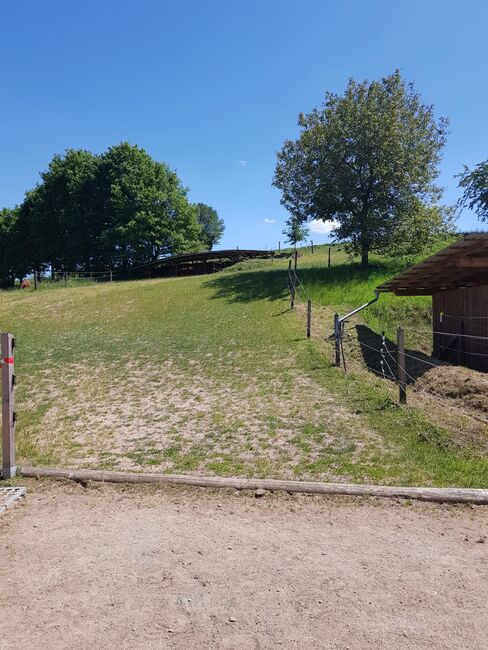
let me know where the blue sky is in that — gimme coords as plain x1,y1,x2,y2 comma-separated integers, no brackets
1,0,487,249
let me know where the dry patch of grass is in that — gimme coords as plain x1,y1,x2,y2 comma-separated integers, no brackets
18,354,383,480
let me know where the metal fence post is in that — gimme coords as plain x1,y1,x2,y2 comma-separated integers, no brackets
397,327,407,404
334,314,341,367
307,300,312,338
1,333,16,479
328,247,331,268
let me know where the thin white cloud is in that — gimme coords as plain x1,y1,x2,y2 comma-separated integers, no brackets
264,217,275,224
309,219,339,234
238,160,248,166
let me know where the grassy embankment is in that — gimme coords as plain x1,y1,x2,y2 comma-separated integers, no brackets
0,239,486,487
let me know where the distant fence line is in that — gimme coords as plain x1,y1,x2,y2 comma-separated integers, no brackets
51,270,114,283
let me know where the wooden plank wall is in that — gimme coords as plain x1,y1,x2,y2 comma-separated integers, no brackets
432,285,488,372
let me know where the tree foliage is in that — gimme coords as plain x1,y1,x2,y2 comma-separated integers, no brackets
194,203,225,249
458,160,488,222
283,215,309,247
0,208,21,288
1,143,219,285
273,71,451,266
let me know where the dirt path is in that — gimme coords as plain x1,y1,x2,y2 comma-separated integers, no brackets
1,481,487,649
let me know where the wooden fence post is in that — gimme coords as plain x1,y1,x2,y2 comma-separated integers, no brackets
1,333,16,479
33,271,38,290
328,247,331,268
334,314,341,367
278,241,281,252
110,269,113,282
294,250,298,272
307,300,312,338
397,327,407,404
310,240,314,254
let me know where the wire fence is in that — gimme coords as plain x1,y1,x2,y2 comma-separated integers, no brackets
286,252,488,426
51,270,114,283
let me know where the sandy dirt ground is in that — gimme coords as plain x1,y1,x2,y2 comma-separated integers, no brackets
0,480,487,649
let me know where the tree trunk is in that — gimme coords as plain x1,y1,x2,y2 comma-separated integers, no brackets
361,247,369,268
359,202,370,268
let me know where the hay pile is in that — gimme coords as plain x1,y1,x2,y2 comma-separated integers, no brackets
417,365,488,417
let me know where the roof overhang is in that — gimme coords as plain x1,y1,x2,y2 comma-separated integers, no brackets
377,233,488,296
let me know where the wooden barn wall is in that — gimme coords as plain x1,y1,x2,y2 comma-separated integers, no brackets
432,285,488,372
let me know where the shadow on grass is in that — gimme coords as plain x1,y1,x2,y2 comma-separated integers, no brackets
204,268,289,303
295,261,398,291
353,324,439,383
204,261,398,305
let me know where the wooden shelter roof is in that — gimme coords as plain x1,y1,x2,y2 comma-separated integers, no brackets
127,249,273,272
377,233,488,296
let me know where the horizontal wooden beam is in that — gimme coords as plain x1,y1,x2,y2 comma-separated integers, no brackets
457,256,488,268
18,466,488,505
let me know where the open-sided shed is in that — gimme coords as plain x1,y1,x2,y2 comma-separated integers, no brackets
121,249,274,279
377,233,488,372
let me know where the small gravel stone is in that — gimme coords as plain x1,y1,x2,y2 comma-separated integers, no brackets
228,617,237,623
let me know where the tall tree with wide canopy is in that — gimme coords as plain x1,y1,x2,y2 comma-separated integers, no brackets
95,143,203,268
17,148,101,273
273,71,450,266
12,143,206,277
194,203,225,250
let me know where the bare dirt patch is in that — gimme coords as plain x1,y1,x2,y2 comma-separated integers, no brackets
1,481,487,649
20,356,380,478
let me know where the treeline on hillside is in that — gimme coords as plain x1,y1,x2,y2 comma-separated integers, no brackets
0,143,224,287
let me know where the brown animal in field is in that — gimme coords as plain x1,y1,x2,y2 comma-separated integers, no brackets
20,279,32,289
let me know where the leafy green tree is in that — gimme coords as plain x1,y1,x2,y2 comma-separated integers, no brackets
13,143,204,277
194,203,225,249
0,208,22,288
386,202,457,259
95,143,203,268
458,160,488,222
283,215,309,248
17,149,100,274
273,70,449,267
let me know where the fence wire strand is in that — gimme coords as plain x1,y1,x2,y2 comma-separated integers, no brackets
286,263,488,427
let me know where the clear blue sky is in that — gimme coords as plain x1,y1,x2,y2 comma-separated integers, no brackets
1,0,487,249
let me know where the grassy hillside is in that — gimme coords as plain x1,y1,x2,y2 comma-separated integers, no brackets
1,242,487,487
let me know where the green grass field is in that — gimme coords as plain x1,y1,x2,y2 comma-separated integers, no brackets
1,242,487,487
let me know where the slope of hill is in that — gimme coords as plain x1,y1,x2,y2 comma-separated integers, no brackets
1,244,486,487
